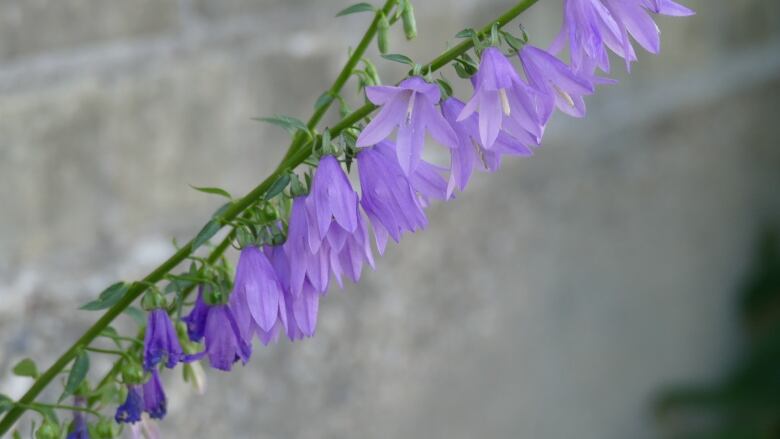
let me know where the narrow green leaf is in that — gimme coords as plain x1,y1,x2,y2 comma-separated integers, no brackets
189,185,231,199
60,351,89,402
80,282,129,311
381,53,415,66
254,115,310,136
124,306,146,327
314,92,335,110
335,2,374,17
501,30,526,52
192,219,222,251
436,79,453,98
211,201,232,220
265,174,291,201
12,358,38,379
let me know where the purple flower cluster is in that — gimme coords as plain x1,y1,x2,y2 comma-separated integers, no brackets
115,370,167,425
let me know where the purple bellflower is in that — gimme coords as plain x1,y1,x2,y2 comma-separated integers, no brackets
286,196,331,295
230,246,287,339
190,300,253,370
519,45,595,121
115,385,143,424
441,97,533,197
66,397,89,439
357,141,427,254
330,212,375,287
182,287,209,342
143,309,184,371
357,76,458,174
458,47,544,150
306,155,359,251
549,0,635,72
142,369,166,420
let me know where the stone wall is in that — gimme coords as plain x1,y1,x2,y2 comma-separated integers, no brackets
1,1,779,438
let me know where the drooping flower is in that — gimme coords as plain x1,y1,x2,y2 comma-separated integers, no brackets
66,397,89,439
141,369,166,420
549,0,635,72
641,0,694,16
458,47,545,150
189,301,253,370
329,212,375,287
230,246,286,336
357,76,458,174
264,244,322,340
306,155,359,249
357,141,427,254
441,97,533,196
115,385,143,424
182,287,209,342
286,196,331,295
519,45,595,121
143,309,184,371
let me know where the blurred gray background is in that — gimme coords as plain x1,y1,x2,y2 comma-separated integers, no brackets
1,0,779,438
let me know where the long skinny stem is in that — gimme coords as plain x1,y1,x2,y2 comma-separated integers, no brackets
0,0,539,433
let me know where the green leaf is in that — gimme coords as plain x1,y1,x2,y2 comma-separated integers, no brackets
381,53,415,66
455,28,476,39
192,219,222,251
189,185,231,199
335,2,374,17
80,282,129,311
436,79,453,98
0,394,13,416
254,115,310,136
314,92,335,110
60,351,89,402
124,306,146,327
12,358,38,379
264,174,291,201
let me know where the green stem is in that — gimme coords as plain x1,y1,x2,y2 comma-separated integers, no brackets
14,402,102,419
84,347,129,358
0,0,539,433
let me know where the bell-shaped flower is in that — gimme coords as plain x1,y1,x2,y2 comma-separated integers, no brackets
143,309,184,371
306,155,359,250
189,301,253,370
115,385,143,424
458,47,545,150
230,246,286,335
330,212,375,287
142,369,166,420
519,45,595,121
182,287,209,343
357,76,458,174
264,244,322,340
549,0,635,72
66,398,89,439
286,196,331,295
441,97,533,196
357,141,427,254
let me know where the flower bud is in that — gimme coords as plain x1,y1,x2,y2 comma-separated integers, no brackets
377,12,389,54
140,290,166,311
35,419,60,439
121,360,145,385
364,59,381,85
94,418,117,438
401,0,417,40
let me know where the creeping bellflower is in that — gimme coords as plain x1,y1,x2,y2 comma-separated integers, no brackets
307,155,359,246
519,45,595,121
286,196,331,295
143,309,184,371
357,141,427,254
330,212,375,287
115,385,143,424
231,246,286,335
441,97,533,196
357,76,458,174
182,287,209,343
66,397,89,439
142,369,166,420
458,47,544,150
189,302,253,370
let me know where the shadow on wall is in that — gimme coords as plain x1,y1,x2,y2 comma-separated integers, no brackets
655,225,780,438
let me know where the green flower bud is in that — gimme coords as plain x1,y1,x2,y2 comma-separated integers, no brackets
140,290,166,311
402,0,417,40
35,419,60,439
377,12,389,54
121,360,145,385
94,418,116,438
364,59,381,85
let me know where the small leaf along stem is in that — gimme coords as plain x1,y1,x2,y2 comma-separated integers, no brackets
0,0,540,433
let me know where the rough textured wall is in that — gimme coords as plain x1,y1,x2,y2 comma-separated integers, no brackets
1,0,779,438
